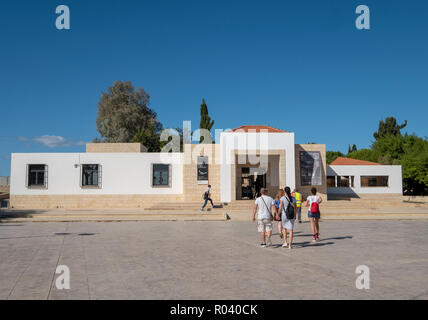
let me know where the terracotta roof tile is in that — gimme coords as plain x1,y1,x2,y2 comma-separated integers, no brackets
330,157,381,166
230,125,288,133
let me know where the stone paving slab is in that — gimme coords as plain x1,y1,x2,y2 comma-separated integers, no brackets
0,220,427,300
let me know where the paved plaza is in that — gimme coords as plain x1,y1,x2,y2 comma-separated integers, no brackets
0,220,427,300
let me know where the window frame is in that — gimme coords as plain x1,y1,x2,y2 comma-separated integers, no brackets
151,163,171,188
80,164,102,189
361,176,389,188
327,176,336,188
327,176,355,188
26,164,48,189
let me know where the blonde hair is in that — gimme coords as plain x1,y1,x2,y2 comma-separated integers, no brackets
275,189,285,200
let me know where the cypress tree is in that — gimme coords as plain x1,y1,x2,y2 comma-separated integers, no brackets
199,98,214,143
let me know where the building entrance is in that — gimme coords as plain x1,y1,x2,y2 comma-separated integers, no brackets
240,167,267,199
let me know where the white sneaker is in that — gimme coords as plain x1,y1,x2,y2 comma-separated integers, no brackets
289,244,293,250
282,243,288,248
266,238,272,247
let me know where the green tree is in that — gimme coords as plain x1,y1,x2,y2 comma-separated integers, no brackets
398,134,428,194
347,144,357,154
373,117,407,140
347,148,380,163
347,117,427,195
96,81,162,143
132,123,162,152
326,151,344,164
372,134,404,162
199,98,214,143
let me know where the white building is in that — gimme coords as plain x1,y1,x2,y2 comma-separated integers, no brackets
327,157,403,197
9,126,403,209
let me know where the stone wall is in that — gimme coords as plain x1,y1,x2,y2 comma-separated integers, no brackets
86,143,146,153
182,144,221,202
9,194,184,209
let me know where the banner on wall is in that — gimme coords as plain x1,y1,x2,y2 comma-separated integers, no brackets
197,156,209,182
300,151,322,186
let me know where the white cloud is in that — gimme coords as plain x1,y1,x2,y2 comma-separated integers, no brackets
28,135,85,148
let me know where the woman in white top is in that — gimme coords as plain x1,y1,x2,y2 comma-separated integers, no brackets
278,186,297,249
306,187,322,243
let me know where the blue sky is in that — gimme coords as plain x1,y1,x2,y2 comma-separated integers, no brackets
0,0,427,176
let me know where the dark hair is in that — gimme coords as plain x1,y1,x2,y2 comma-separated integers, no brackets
208,185,211,188
311,187,317,195
284,186,292,200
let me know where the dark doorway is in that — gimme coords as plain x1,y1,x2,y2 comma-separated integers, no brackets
241,167,266,199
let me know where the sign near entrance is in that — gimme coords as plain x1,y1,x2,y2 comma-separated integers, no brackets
197,156,209,183
300,151,322,186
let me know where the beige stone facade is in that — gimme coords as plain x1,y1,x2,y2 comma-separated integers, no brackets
182,144,221,202
86,143,146,153
10,194,184,209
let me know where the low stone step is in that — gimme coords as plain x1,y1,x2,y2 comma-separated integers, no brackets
0,212,227,222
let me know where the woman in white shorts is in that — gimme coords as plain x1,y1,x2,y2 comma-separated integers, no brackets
278,186,297,249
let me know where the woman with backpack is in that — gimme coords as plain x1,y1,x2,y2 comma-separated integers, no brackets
306,187,322,242
278,186,297,249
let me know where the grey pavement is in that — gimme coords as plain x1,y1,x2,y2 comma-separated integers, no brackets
0,220,427,300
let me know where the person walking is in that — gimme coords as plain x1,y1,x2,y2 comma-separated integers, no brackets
252,188,275,247
274,189,285,239
201,185,214,212
291,189,304,223
306,187,322,242
278,187,297,249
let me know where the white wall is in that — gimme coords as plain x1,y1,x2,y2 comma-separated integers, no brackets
327,165,402,195
10,153,183,195
220,132,295,202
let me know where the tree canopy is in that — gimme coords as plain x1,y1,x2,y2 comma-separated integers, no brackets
326,151,344,164
95,81,162,145
373,117,407,140
199,98,214,143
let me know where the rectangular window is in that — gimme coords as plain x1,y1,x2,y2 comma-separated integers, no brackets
81,164,101,188
338,176,350,188
327,176,336,188
361,176,389,187
27,164,48,188
153,164,170,187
